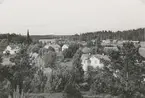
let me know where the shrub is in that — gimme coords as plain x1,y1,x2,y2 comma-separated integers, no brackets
44,66,71,93
62,43,80,58
63,82,83,98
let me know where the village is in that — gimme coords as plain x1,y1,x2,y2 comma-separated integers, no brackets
0,29,145,98
1,0,145,97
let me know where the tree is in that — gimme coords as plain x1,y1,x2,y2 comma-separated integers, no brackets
63,49,84,98
30,68,47,93
69,28,145,42
31,45,40,53
0,55,12,98
72,49,84,84
90,42,145,97
48,46,55,52
26,29,32,44
109,42,145,96
43,50,56,69
9,46,37,94
0,39,8,53
86,41,94,48
62,49,72,58
110,42,145,97
62,43,80,58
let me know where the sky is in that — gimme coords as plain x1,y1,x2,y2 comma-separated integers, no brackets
0,0,145,35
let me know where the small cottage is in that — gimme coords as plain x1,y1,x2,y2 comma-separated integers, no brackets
44,44,61,53
62,44,69,51
3,45,20,55
81,54,110,72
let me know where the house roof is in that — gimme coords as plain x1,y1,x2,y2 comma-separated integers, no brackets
44,44,61,49
104,47,118,53
93,54,110,61
82,47,91,54
8,44,19,50
62,44,69,48
81,54,90,60
139,47,145,58
140,41,145,48
39,39,56,42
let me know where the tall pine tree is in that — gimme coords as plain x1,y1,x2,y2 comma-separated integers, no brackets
26,29,32,44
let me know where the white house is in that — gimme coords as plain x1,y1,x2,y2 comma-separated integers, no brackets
90,56,104,69
81,54,91,72
62,44,69,51
81,54,110,72
44,43,61,52
139,47,145,58
102,39,111,44
3,45,20,55
140,41,145,48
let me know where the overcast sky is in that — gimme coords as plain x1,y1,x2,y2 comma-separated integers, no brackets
0,0,145,35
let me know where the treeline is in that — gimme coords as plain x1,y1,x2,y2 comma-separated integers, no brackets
31,35,57,40
69,28,145,41
0,33,31,44
4,28,145,42
31,35,70,41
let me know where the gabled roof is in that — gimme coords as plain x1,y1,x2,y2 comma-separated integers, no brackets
104,47,119,53
9,44,20,49
93,54,110,61
81,54,90,60
139,47,145,58
62,44,69,47
44,44,60,49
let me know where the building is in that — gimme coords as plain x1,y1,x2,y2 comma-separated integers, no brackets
39,39,56,44
81,54,91,72
44,44,61,53
3,45,20,55
103,46,119,54
62,44,69,51
81,54,110,72
140,41,145,48
139,47,145,58
82,47,91,54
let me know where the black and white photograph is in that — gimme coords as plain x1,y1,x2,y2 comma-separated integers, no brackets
0,0,145,98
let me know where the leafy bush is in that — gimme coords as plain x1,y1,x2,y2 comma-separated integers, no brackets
63,49,72,58
72,49,84,84
30,69,47,93
62,49,84,98
62,43,80,58
89,42,145,97
44,66,71,93
63,82,83,98
43,51,57,68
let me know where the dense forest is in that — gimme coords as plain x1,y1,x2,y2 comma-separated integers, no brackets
69,28,145,41
1,28,145,42
29,28,145,41
0,31,32,44
0,33,26,43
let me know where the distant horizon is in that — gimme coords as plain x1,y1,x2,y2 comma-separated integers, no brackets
0,27,145,36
